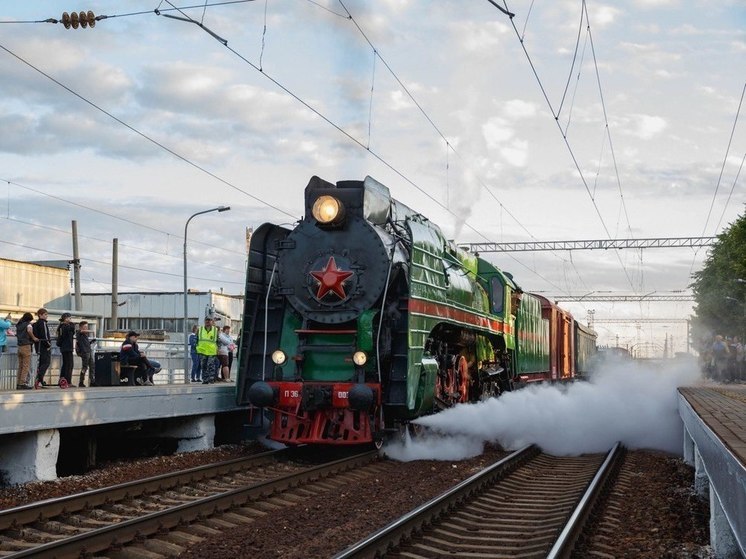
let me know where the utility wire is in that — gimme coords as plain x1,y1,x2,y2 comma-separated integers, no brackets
0,215,246,275
3,178,246,257
688,80,746,276
0,238,243,284
713,149,746,234
160,0,578,296
337,0,588,294
490,0,638,293
701,80,745,237
0,44,298,222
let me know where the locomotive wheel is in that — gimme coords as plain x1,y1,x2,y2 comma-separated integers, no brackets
396,422,426,443
437,363,457,404
455,356,466,402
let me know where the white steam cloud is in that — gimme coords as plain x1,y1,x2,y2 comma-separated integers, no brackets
384,358,705,461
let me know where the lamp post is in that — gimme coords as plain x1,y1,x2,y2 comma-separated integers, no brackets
183,206,231,382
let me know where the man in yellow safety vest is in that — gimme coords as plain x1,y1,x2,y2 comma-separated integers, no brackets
196,316,219,384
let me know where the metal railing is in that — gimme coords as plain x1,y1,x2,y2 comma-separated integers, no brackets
0,338,234,391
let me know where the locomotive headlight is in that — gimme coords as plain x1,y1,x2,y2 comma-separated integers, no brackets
312,195,345,226
352,351,367,366
271,349,287,365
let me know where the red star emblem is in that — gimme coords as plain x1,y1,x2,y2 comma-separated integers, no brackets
310,256,354,299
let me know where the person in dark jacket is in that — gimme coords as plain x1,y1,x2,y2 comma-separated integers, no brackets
32,308,52,389
119,331,159,386
75,320,95,387
56,312,76,388
15,312,34,390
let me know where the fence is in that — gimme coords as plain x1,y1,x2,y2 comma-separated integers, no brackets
0,339,213,391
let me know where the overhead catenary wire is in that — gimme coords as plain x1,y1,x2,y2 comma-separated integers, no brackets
337,0,589,295
3,178,246,257
0,44,298,222
0,215,246,276
688,80,746,276
3,1,581,298
489,0,639,295
158,0,580,297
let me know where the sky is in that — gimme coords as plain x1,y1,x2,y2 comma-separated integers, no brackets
0,0,744,353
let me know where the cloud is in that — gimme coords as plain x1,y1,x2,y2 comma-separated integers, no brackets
450,20,511,53
503,99,538,119
589,5,621,28
630,114,668,139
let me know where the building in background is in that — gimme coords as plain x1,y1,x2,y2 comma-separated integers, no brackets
70,291,244,343
1,258,244,343
0,257,72,314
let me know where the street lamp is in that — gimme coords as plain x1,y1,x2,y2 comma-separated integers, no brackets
183,206,231,382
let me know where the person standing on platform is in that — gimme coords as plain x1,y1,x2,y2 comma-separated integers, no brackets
56,313,75,389
196,317,219,384
189,324,201,382
223,325,236,378
76,320,95,387
217,325,233,382
32,308,52,389
0,313,11,374
14,312,34,390
711,335,729,383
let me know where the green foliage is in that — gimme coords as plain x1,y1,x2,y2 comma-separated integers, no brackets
691,207,746,342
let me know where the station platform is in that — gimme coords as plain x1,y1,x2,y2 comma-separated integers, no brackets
679,386,746,558
0,383,242,436
0,383,247,485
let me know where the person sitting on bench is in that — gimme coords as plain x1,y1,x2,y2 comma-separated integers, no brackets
119,331,158,386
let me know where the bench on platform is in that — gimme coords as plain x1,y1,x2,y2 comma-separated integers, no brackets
115,363,139,386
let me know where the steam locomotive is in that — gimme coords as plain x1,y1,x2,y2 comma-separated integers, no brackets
236,176,596,446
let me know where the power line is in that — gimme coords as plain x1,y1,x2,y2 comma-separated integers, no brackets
488,0,638,294
159,1,579,297
700,80,745,238
3,178,246,257
0,44,298,222
688,80,746,277
1,215,246,275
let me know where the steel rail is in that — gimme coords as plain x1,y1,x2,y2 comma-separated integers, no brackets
546,442,624,559
0,447,291,531
6,449,378,559
332,444,538,559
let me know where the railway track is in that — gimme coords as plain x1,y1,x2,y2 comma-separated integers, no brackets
335,443,624,559
0,447,380,558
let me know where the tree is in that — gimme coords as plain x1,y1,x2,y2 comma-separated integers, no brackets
690,206,746,346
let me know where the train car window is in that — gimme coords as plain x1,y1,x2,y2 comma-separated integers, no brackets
490,277,504,314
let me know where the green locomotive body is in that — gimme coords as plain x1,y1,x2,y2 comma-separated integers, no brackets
236,176,594,445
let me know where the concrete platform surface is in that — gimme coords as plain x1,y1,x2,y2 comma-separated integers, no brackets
679,385,746,557
0,384,244,435
679,385,746,466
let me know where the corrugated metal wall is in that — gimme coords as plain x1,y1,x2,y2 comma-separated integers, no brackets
0,258,70,311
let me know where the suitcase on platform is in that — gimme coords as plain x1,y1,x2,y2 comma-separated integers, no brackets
93,351,120,386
